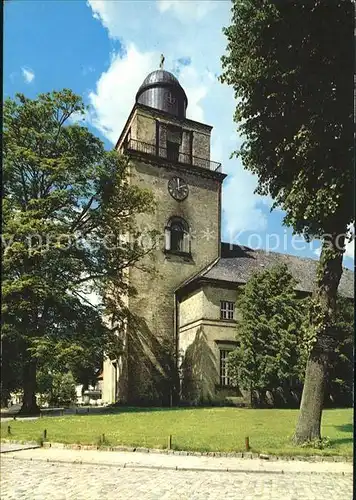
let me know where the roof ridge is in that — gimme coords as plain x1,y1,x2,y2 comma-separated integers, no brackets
250,247,354,273
221,243,353,274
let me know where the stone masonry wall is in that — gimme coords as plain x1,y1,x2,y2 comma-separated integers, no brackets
125,158,222,405
193,132,210,162
136,113,156,145
181,130,191,156
106,104,224,405
134,108,214,170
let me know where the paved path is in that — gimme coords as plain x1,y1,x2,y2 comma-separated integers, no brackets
1,448,353,499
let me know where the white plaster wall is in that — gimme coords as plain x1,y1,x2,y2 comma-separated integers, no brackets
102,358,115,404
178,284,239,400
203,285,239,321
179,289,204,328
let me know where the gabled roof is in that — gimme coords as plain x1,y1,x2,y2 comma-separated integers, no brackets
177,243,354,298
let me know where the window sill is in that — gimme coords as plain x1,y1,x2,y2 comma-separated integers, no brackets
164,249,192,258
216,384,238,390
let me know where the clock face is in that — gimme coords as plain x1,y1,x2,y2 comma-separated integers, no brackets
168,176,189,201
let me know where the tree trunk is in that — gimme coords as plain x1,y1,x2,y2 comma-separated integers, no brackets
294,349,328,442
294,231,345,444
1,387,11,408
19,359,40,415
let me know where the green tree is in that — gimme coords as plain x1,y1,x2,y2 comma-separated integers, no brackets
221,0,353,442
0,337,23,407
31,299,114,403
37,370,77,407
50,371,77,407
36,369,54,406
2,89,155,414
227,264,305,405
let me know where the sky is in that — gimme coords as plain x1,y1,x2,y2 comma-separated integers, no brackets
4,0,354,270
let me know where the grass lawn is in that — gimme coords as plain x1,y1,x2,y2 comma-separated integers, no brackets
1,407,353,457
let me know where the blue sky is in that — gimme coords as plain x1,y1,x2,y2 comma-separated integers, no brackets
4,0,354,270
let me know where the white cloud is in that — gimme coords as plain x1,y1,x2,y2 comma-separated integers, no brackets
88,44,157,144
87,45,208,144
223,172,268,234
314,225,354,262
345,240,354,259
178,64,208,123
157,0,218,22
22,67,35,84
314,247,321,257
87,0,120,39
345,224,354,259
88,0,159,41
68,110,86,125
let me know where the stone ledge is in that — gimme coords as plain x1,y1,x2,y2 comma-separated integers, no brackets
1,440,352,462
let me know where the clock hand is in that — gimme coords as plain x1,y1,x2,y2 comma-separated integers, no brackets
177,178,180,191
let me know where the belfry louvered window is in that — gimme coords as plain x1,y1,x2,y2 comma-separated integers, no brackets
165,217,190,254
166,125,182,162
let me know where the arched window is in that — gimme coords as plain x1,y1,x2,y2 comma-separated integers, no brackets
165,217,190,254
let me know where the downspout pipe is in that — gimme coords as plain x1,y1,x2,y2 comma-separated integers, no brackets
173,290,180,406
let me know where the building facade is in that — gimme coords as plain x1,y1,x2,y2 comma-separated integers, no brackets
102,69,354,406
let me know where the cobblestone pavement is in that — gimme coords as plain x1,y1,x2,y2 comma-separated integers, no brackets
1,455,352,500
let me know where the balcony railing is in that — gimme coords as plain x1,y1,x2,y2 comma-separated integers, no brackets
125,139,222,172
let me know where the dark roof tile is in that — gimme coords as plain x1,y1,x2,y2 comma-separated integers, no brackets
181,243,354,298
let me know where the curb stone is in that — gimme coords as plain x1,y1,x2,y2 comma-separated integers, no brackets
1,439,352,462
0,444,40,454
2,454,352,476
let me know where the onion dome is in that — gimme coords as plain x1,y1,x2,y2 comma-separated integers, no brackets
136,69,188,118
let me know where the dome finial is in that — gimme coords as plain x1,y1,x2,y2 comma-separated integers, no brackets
159,54,165,69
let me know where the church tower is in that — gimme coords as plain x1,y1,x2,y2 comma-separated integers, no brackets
102,67,226,405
